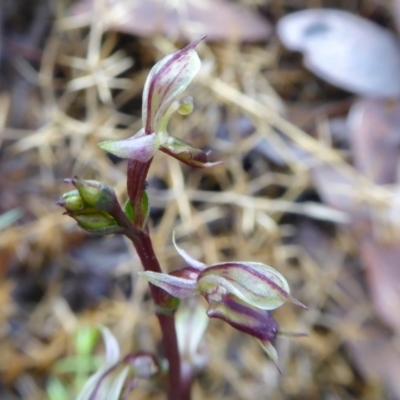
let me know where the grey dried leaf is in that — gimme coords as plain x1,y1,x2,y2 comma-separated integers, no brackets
348,98,400,184
277,9,400,98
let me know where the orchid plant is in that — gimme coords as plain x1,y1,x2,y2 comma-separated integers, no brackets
58,36,306,400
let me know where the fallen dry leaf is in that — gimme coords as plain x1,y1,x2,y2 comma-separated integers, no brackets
277,9,400,98
346,324,400,399
69,0,273,42
348,98,400,184
359,235,400,332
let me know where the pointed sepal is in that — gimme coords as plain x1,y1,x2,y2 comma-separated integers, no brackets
139,270,199,298
172,232,206,271
258,340,282,375
99,130,159,162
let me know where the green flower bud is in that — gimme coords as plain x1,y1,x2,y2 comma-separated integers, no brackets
65,178,118,212
57,189,84,212
72,209,123,234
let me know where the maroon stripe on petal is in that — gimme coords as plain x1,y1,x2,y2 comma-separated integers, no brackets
199,263,291,299
144,36,205,134
206,295,279,341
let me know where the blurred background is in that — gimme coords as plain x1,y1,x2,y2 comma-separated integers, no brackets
1,0,399,399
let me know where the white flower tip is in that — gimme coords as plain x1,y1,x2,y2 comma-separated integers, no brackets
289,296,308,310
186,35,207,50
258,340,282,375
172,231,206,270
99,326,120,364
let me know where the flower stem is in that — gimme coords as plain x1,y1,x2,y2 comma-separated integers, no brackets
127,158,152,229
133,230,182,400
123,159,183,400
157,313,182,400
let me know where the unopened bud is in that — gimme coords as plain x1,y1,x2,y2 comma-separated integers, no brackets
57,189,84,212
72,209,123,234
178,97,194,115
65,178,118,212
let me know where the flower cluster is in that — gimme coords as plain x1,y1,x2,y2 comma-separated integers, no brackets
140,235,307,370
57,177,124,234
99,36,221,168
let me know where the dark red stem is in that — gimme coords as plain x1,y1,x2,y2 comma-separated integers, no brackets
127,158,152,228
157,314,183,400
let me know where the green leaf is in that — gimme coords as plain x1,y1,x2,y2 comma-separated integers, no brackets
53,355,101,375
46,378,71,400
75,326,100,357
141,191,150,228
124,199,134,223
124,191,150,229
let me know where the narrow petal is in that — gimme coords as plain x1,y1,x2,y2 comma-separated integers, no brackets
278,329,308,337
99,130,159,162
77,366,111,400
258,340,282,375
139,271,198,298
100,326,120,365
175,302,209,364
198,262,307,310
105,366,130,400
172,231,206,271
142,36,205,134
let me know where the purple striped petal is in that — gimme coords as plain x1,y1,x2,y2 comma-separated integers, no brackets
142,36,204,134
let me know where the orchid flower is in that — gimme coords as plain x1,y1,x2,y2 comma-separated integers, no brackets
99,36,221,168
139,235,307,370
